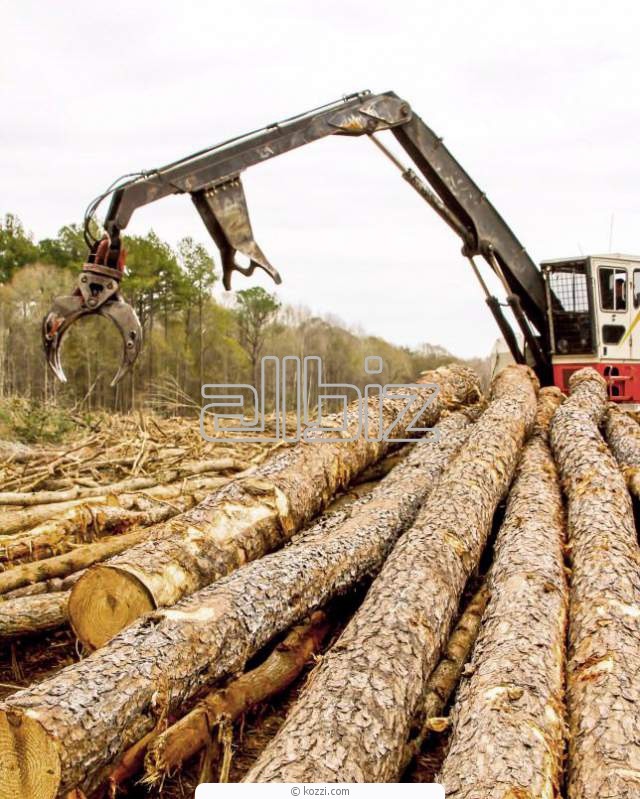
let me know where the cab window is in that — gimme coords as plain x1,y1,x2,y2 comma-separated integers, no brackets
634,269,640,308
599,267,627,311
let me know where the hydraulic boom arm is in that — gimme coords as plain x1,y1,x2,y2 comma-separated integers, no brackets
43,90,550,385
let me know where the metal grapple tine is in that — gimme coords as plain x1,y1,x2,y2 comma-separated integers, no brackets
192,176,282,290
42,295,87,383
98,297,142,386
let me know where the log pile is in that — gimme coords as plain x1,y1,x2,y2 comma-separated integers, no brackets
0,391,480,797
2,365,640,798
243,365,538,782
67,364,481,650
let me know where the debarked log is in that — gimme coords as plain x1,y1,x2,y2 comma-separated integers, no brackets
243,365,538,783
69,364,481,650
551,368,640,799
439,387,567,798
0,458,249,507
0,401,478,799
0,500,191,564
0,475,230,537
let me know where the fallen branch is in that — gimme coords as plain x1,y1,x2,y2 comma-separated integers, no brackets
0,458,249,507
0,526,154,596
0,498,197,564
401,581,490,771
3,571,82,600
0,475,231,536
142,611,330,786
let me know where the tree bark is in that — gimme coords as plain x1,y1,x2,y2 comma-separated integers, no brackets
401,581,490,773
244,365,538,783
551,368,640,799
143,611,330,785
0,592,69,639
438,386,567,798
605,402,640,498
0,401,478,799
69,365,481,650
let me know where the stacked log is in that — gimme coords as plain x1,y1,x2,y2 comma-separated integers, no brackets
0,501,193,565
605,402,640,498
551,368,640,799
68,364,481,650
244,365,538,783
0,593,69,639
143,611,331,784
401,581,491,772
438,387,567,797
0,398,479,798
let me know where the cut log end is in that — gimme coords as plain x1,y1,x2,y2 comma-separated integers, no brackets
68,567,154,650
0,710,60,799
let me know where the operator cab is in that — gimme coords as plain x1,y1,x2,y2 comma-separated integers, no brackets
541,254,640,404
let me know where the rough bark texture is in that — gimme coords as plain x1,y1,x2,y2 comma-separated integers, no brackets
244,365,538,783
0,400,478,799
551,368,640,799
401,581,490,772
439,387,568,798
143,611,331,784
605,402,640,498
69,365,481,650
0,592,69,639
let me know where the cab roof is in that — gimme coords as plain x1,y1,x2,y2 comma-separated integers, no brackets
541,253,640,267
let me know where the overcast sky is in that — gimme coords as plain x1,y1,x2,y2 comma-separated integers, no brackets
2,0,639,358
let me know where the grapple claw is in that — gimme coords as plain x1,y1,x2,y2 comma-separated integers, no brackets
42,295,86,383
98,297,142,386
192,176,282,291
42,256,142,386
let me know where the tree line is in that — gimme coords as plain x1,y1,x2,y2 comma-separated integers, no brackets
0,213,488,415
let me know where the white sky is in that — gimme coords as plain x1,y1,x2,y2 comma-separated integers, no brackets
2,0,640,358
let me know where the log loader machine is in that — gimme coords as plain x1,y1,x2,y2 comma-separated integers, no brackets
42,90,640,402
